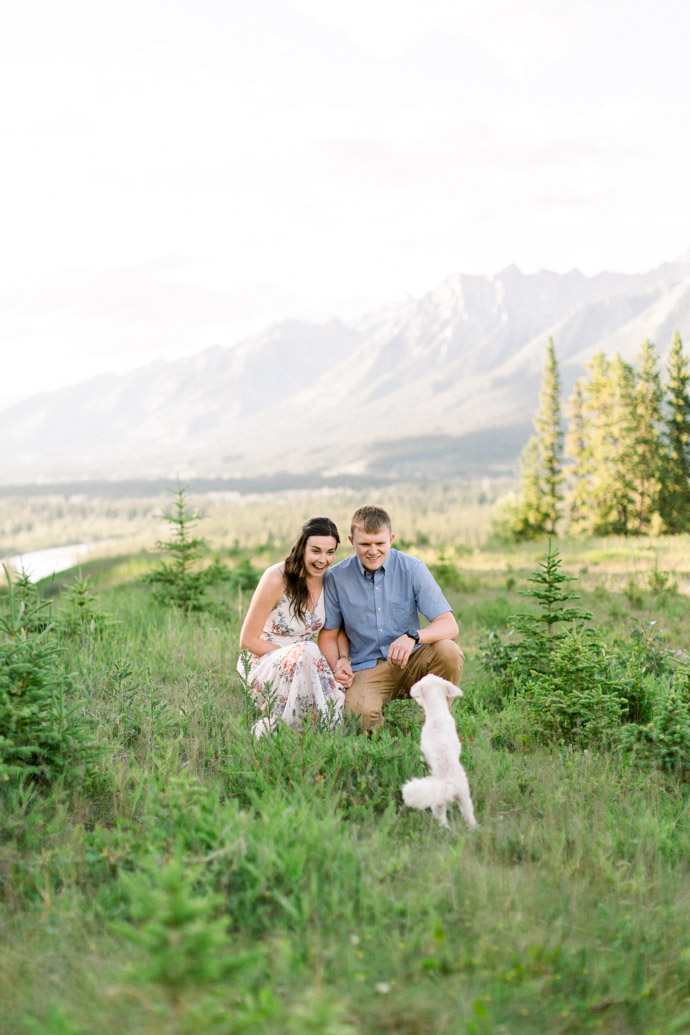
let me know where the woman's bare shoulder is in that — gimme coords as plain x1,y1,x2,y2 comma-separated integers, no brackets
255,563,285,599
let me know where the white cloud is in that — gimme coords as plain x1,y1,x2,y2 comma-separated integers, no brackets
0,0,689,410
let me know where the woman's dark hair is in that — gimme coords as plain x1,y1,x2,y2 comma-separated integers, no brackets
284,516,339,621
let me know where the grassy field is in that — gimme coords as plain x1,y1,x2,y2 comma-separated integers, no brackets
1,490,689,1034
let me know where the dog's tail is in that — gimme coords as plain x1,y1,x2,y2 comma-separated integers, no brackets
402,776,456,811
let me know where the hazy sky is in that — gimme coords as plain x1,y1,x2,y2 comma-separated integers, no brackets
2,0,689,409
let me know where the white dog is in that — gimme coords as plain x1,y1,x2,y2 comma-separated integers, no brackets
402,674,478,830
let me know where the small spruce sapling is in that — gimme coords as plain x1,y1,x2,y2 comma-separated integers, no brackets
143,482,225,612
523,627,626,747
113,858,264,1025
60,569,109,638
0,566,97,781
508,539,592,678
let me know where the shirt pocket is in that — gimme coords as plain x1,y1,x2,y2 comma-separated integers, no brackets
388,601,416,630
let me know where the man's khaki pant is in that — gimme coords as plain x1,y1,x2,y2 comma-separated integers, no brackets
344,640,464,732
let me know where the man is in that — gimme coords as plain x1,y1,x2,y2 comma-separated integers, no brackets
319,505,464,731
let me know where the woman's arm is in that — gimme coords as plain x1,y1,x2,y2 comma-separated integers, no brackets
238,566,284,657
318,627,339,668
336,628,351,664
318,626,354,688
334,627,353,688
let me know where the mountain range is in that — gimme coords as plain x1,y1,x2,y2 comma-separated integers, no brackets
3,253,690,486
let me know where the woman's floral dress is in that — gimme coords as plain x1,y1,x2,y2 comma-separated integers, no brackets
237,590,345,735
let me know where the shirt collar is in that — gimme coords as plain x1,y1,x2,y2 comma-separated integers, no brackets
357,559,385,580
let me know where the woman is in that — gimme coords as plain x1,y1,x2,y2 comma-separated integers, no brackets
238,516,348,738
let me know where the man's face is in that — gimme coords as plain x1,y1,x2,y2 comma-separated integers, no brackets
349,526,394,573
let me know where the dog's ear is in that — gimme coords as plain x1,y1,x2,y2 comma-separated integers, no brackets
444,680,463,700
410,683,422,700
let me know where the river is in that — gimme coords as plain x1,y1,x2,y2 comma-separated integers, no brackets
3,543,105,582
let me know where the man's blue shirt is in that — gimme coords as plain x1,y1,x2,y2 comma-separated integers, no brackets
323,548,453,671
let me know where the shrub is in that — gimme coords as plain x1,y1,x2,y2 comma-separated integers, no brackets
646,561,677,595
7,568,50,633
522,628,626,748
116,857,259,988
479,628,516,680
227,557,262,593
620,688,690,777
58,569,110,639
0,573,98,782
427,555,478,593
112,856,279,1032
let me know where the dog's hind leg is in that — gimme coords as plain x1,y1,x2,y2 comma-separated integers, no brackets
454,787,478,830
430,802,449,827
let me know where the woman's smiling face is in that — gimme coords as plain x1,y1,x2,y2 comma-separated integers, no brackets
303,535,338,578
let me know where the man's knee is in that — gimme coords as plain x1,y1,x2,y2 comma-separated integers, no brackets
344,685,383,732
425,639,464,683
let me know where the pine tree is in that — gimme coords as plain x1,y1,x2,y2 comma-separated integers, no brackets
508,539,592,677
606,354,638,534
661,331,690,532
507,338,564,539
629,340,664,533
572,351,638,536
570,351,611,535
509,438,549,540
534,337,565,533
565,377,590,534
143,483,224,611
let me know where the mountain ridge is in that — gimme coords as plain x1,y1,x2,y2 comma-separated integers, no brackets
2,255,690,485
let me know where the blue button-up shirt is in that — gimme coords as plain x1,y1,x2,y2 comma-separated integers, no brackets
323,548,453,671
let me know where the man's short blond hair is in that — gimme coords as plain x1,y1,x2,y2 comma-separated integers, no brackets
350,505,392,537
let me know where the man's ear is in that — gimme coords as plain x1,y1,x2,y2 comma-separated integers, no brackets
389,533,395,544
348,535,354,546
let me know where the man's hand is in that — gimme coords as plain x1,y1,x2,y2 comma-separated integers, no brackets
334,657,354,688
386,633,416,668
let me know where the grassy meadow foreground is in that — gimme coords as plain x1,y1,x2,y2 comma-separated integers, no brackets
1,487,689,1034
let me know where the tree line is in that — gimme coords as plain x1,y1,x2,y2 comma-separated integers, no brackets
501,332,690,538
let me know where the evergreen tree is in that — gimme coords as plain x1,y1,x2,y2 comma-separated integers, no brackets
568,351,611,535
605,354,638,534
508,539,593,677
143,483,225,611
506,338,564,539
508,438,549,540
570,351,638,536
565,376,589,535
629,340,665,533
534,337,565,533
661,331,690,531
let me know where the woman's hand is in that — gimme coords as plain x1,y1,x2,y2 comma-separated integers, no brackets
333,656,354,689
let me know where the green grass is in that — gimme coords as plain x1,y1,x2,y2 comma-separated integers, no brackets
1,526,689,1034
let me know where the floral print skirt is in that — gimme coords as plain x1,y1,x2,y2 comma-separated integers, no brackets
239,640,345,732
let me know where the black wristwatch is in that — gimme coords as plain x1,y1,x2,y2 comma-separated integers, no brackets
405,629,420,644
